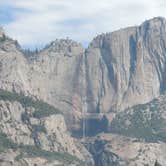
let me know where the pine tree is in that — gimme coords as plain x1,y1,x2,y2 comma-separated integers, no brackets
154,160,162,166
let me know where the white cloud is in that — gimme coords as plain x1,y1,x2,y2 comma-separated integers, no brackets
1,0,166,48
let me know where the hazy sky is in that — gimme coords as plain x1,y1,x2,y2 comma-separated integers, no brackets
0,0,166,49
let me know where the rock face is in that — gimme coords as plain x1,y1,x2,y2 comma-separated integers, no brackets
27,39,85,113
86,17,166,112
0,37,85,118
1,17,166,116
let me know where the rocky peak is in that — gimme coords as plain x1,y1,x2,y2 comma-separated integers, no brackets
139,17,166,40
43,38,84,56
0,38,20,52
140,17,166,29
0,27,21,52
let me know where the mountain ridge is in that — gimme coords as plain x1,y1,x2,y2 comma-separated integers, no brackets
1,17,165,52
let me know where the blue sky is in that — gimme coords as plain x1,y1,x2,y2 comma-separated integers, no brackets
0,0,166,49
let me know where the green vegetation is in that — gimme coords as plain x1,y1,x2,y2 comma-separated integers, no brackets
110,97,166,142
32,125,47,133
23,48,39,57
18,145,84,165
0,131,83,164
95,150,119,166
14,152,23,161
154,160,162,166
0,89,62,119
0,132,17,153
0,34,6,42
21,112,30,123
13,142,84,164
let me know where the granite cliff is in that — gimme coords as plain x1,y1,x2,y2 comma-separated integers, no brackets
86,17,166,112
1,17,166,114
0,17,166,165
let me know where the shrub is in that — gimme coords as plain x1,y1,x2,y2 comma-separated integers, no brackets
0,89,62,119
21,112,30,123
14,152,23,161
0,132,17,153
154,160,162,166
0,130,83,164
110,97,166,142
19,145,83,164
32,125,47,133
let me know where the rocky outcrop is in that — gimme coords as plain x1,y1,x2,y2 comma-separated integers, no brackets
0,36,29,94
86,138,120,166
0,37,85,115
0,90,91,165
0,100,34,146
87,133,166,166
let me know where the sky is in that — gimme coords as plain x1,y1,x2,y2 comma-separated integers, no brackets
0,0,166,49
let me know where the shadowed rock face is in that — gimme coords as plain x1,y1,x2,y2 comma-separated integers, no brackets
0,17,166,115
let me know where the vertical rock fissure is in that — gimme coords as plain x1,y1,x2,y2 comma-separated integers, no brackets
128,35,137,86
